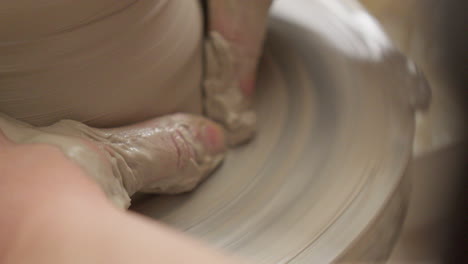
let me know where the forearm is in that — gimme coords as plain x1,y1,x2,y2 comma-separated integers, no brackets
0,142,241,264
4,191,242,264
0,142,110,261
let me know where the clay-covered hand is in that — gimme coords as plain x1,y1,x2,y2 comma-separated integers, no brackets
203,0,273,146
0,113,226,208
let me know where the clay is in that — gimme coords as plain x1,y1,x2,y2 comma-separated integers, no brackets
0,0,246,209
0,0,209,209
0,0,204,127
0,0,261,145
0,112,225,209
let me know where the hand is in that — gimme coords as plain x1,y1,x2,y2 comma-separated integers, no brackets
0,129,242,264
0,112,226,208
0,0,273,209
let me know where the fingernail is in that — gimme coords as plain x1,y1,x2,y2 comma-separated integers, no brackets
201,123,226,154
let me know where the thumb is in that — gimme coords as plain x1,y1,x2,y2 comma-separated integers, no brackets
99,113,227,195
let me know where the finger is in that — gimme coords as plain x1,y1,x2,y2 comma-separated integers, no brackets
0,113,226,208
98,113,227,195
208,0,272,96
203,0,273,146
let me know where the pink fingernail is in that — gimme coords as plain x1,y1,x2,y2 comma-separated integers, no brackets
202,124,226,154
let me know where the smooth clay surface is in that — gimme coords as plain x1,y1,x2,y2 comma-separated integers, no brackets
0,0,204,127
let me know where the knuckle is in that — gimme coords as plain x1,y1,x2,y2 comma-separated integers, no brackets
168,125,196,169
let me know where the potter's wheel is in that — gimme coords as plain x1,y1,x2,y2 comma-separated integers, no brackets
134,1,429,263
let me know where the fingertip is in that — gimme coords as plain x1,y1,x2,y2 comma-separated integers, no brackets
201,122,226,154
226,109,257,147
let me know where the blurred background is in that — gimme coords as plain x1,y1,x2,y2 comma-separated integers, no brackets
359,0,466,263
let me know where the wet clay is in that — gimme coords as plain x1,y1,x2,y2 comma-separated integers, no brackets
0,0,204,127
0,113,225,208
0,0,256,143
